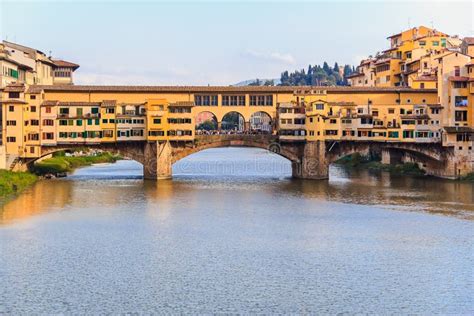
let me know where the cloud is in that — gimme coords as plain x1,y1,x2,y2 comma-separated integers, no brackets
244,49,296,65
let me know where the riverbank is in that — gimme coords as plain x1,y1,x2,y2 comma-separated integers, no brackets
32,152,121,176
336,153,425,176
0,170,38,200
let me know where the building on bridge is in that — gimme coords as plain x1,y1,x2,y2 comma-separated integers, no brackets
0,84,472,179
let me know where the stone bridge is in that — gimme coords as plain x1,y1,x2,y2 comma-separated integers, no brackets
15,135,458,179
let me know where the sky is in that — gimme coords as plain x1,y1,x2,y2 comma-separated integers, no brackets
0,0,473,85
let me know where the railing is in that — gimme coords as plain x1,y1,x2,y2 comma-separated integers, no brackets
195,134,277,144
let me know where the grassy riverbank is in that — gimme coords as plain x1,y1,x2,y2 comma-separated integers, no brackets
0,170,38,199
336,153,425,176
461,173,474,181
32,152,121,175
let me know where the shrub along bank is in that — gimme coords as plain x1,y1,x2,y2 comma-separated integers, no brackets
32,152,121,176
335,153,425,176
0,170,38,199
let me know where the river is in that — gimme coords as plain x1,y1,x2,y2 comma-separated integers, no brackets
0,147,473,313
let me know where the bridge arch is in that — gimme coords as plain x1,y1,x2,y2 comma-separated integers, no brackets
220,111,246,131
171,135,301,165
195,111,218,131
250,111,273,133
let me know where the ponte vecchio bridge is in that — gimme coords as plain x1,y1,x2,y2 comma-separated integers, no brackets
2,84,472,179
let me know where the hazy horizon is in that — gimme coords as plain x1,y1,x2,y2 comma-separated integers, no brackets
1,1,472,85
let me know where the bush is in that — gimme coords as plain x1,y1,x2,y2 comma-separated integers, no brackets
0,170,37,198
32,152,120,175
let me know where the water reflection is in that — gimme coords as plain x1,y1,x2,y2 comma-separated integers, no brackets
1,148,473,225
0,148,473,314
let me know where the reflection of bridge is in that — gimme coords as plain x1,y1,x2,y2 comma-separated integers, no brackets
22,135,457,179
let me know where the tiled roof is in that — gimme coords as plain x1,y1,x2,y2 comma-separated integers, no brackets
41,100,59,106
27,85,437,94
463,37,474,45
4,83,25,92
0,99,28,104
58,102,101,107
444,126,474,133
327,102,357,107
414,75,437,81
51,59,80,70
169,101,195,107
448,76,469,82
101,100,116,107
345,72,364,78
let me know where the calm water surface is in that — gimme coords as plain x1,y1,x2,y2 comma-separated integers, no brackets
0,148,473,314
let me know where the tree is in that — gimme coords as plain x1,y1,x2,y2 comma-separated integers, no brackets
196,120,217,131
248,78,261,86
263,79,274,86
279,62,354,87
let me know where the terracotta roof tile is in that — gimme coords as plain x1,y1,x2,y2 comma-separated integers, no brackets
27,85,437,94
448,76,469,82
51,59,80,70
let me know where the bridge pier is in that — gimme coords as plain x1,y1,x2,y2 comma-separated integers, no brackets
381,148,403,165
292,141,329,180
144,141,172,180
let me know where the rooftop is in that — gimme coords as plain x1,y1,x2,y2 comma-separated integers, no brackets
27,85,437,94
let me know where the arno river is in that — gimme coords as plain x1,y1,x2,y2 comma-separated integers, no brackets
0,148,473,314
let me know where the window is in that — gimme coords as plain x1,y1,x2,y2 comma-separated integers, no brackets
30,95,36,100
6,137,16,142
419,41,426,46
455,96,468,107
76,120,83,126
315,103,324,110
222,96,229,106
372,111,379,117
42,119,54,126
42,133,54,140
388,108,395,114
211,95,218,106
30,120,39,126
402,130,414,138
9,106,14,112
153,118,161,124
453,81,467,89
92,107,99,114
106,108,115,114
45,107,52,113
420,83,425,89
148,130,165,136
59,120,68,126
6,120,16,126
432,41,439,46
388,131,399,138
59,108,69,115
455,111,467,122
77,108,83,116
454,66,460,77
8,92,20,98
250,96,257,106
194,95,202,106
